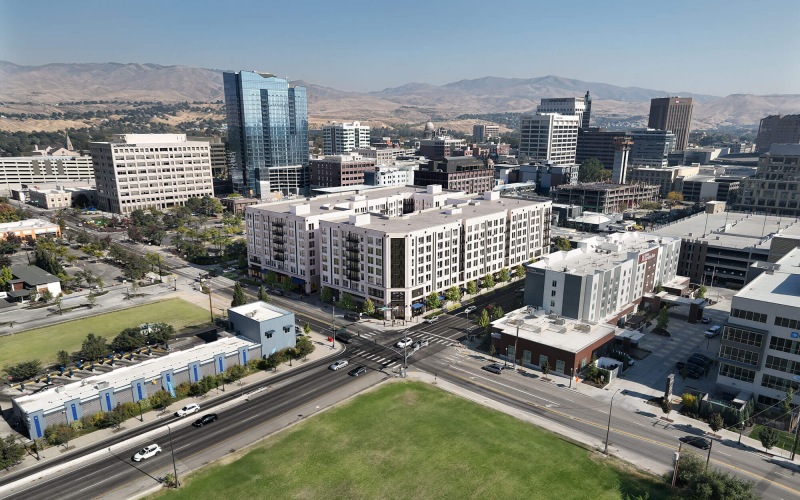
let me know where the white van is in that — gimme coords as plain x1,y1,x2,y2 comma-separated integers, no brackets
705,325,722,338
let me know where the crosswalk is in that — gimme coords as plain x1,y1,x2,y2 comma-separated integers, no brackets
357,329,460,347
349,349,400,369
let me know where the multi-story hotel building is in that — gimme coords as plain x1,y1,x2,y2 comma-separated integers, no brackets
518,113,580,165
89,134,213,214
245,185,551,316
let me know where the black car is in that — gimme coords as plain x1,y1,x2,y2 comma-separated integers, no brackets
692,353,715,365
335,332,353,344
688,355,711,369
676,362,703,378
348,365,367,377
680,436,711,450
482,364,505,374
193,413,218,427
344,312,362,322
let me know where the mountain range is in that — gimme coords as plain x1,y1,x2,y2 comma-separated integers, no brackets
2,61,800,130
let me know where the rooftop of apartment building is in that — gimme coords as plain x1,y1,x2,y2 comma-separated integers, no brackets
250,185,430,217
491,307,617,353
651,212,800,250
531,232,679,276
555,182,654,192
229,301,292,322
735,248,800,309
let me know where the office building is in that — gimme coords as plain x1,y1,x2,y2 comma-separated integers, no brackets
310,155,376,188
683,147,724,165
537,92,591,130
245,186,552,311
473,124,500,142
735,144,800,216
651,211,800,289
26,187,72,209
228,301,296,356
755,115,800,152
629,129,677,168
223,70,309,197
550,183,660,214
354,148,409,164
724,142,757,155
414,157,494,194
576,128,630,170
188,136,228,178
363,164,416,187
675,174,744,203
518,113,580,165
626,164,700,197
714,248,800,409
0,155,94,195
418,136,466,161
647,97,694,151
518,162,579,192
89,134,213,215
525,231,681,324
323,122,371,155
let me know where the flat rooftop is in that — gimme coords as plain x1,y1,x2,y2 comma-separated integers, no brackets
492,307,617,353
735,248,800,309
14,336,256,413
0,218,59,232
229,301,291,322
652,212,800,250
250,185,424,217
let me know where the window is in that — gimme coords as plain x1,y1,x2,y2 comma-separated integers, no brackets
719,345,759,366
765,355,800,376
722,326,764,347
762,373,799,391
730,308,767,323
769,336,800,355
775,316,800,329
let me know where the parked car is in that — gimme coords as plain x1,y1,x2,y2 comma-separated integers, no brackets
701,316,711,324
686,358,708,373
193,414,218,427
482,364,505,375
464,306,477,314
348,365,367,377
132,444,162,462
174,403,200,417
423,316,439,324
395,337,413,348
344,312,362,322
705,325,721,338
676,362,703,378
692,353,716,365
329,360,349,371
688,354,713,368
680,436,711,450
335,332,353,344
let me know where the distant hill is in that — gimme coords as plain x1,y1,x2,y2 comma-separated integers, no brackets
2,61,799,129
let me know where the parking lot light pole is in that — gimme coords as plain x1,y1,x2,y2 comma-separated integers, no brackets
604,389,621,455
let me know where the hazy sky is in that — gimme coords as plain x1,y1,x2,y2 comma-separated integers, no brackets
2,0,798,96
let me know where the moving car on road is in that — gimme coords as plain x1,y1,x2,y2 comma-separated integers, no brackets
133,444,162,462
329,360,349,371
395,338,413,348
705,325,721,338
482,364,505,374
423,316,439,324
335,332,353,344
193,414,218,427
348,366,367,377
175,403,200,417
679,436,711,449
464,306,477,314
344,312,362,322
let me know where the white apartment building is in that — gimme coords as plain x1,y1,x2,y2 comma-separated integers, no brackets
525,232,681,324
353,148,410,164
0,155,94,195
518,113,580,165
323,121,371,155
89,134,214,214
246,185,552,316
363,163,418,187
537,97,587,128
715,249,800,408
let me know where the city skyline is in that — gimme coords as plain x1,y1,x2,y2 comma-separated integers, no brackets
1,0,798,96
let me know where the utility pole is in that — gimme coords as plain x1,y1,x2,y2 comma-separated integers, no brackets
167,426,179,488
604,389,620,455
203,284,213,323
790,413,800,460
331,306,336,349
706,439,713,471
513,322,520,369
671,442,682,488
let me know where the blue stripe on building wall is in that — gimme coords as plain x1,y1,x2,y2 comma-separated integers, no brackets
33,415,42,439
193,364,199,382
136,383,143,401
218,356,224,373
71,403,78,421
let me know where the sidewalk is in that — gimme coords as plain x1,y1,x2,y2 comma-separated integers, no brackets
0,330,342,480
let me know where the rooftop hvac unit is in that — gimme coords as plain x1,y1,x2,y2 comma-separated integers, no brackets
555,326,567,334
548,313,559,320
554,318,566,326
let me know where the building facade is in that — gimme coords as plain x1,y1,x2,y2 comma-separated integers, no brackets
0,219,60,241
518,113,580,165
363,165,416,187
525,232,681,324
26,188,72,209
414,157,494,194
576,128,629,170
537,92,591,130
755,115,800,152
0,155,94,195
675,174,743,203
227,301,296,355
629,129,677,168
188,136,228,178
518,162,580,192
223,70,309,197
472,124,500,142
418,137,466,161
89,134,214,214
735,144,800,216
647,97,694,151
309,155,376,188
323,122,371,155
550,183,660,214
626,164,700,197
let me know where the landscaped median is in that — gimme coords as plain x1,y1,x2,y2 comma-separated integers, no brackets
151,382,674,499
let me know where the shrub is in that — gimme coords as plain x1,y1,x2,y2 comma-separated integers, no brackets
149,390,173,410
45,423,75,447
175,382,191,399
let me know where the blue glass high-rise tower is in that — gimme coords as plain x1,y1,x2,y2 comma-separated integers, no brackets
223,71,309,198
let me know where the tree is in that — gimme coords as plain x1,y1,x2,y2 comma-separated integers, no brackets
477,309,491,332
497,268,510,283
759,426,780,452
0,435,25,470
231,282,247,307
86,292,97,308
445,286,460,304
54,295,63,315
666,191,684,205
147,323,175,345
148,390,173,410
709,413,724,435
491,305,504,321
122,255,150,281
303,322,311,335
257,284,269,303
426,291,441,309
362,298,375,316
265,271,279,288
295,336,315,359
45,423,75,449
682,393,698,414
554,236,572,252
514,265,525,280
661,397,672,419
110,327,146,352
130,279,140,296
488,343,497,360
3,360,41,382
466,280,477,295
578,157,611,183
656,307,670,331
80,333,109,361
96,277,105,292
127,224,144,243
541,360,550,378
34,244,63,277
696,285,707,299
781,387,795,417
640,201,662,211
39,289,53,303
0,266,12,292
482,273,495,289
281,278,294,294
57,350,72,368
320,286,333,303
339,292,354,311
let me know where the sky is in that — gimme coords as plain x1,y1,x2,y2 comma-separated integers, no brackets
1,0,799,96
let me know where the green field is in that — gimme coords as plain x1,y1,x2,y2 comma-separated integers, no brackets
0,298,210,367
750,424,796,452
155,382,675,500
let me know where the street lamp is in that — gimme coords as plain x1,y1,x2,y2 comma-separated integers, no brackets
604,389,621,455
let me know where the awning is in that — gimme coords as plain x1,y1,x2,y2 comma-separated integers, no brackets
291,277,305,285
411,303,425,310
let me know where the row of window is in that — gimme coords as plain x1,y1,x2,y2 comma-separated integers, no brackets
775,316,800,329
730,308,768,323
719,345,759,366
719,362,756,383
722,326,764,347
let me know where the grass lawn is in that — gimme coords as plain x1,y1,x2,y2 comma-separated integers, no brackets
154,381,676,500
749,424,796,452
0,298,210,367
